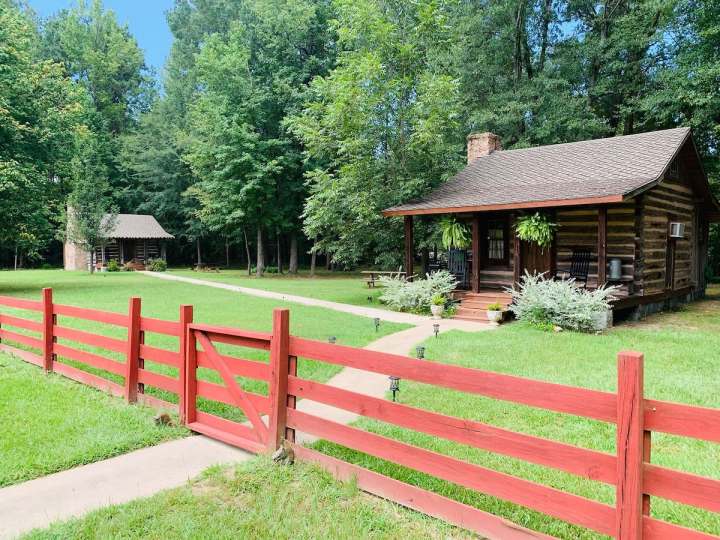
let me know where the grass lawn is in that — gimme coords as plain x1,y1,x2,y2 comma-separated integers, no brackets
169,268,392,308
0,351,186,487
22,457,472,540
315,286,720,539
0,269,408,483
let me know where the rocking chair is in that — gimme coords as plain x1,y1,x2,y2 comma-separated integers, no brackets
558,248,591,288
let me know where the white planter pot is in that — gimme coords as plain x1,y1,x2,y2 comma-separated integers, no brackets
486,310,503,324
430,305,444,319
592,309,613,331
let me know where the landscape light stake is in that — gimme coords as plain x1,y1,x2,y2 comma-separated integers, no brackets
433,323,439,338
416,346,425,360
328,336,337,344
367,295,373,303
374,317,380,332
388,375,400,402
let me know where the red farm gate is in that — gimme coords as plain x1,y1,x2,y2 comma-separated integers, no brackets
0,289,718,540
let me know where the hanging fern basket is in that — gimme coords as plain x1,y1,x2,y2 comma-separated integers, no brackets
515,212,557,251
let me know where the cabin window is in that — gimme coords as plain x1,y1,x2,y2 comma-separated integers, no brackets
485,220,508,265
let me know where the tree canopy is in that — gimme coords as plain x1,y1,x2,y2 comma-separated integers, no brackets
0,0,718,273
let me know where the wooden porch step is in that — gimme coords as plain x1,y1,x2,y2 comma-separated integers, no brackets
459,300,512,310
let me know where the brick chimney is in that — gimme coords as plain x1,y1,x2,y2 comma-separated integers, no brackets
467,132,502,163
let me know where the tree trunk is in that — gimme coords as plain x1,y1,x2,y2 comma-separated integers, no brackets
276,227,283,274
325,252,331,270
243,228,252,276
256,227,265,277
289,233,298,274
196,238,202,266
89,249,95,273
310,249,317,277
225,237,230,267
14,246,18,271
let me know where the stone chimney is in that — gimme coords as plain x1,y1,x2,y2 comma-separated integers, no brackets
466,132,502,163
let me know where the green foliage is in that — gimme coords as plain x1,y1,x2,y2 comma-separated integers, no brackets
379,271,457,313
515,212,557,250
430,294,445,306
509,272,618,332
486,302,503,312
0,1,88,260
147,258,167,272
106,259,121,272
290,0,464,266
439,218,470,250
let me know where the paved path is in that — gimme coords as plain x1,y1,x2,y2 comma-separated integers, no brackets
1,277,491,538
140,271,430,324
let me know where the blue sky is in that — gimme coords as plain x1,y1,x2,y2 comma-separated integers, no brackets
28,0,174,75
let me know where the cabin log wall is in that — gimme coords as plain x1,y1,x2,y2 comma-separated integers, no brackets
641,172,696,294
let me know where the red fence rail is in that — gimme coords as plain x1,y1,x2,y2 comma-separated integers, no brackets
0,290,717,540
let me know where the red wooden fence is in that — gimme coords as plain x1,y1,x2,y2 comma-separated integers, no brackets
0,290,718,540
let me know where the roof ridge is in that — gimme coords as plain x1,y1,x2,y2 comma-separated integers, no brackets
468,126,691,160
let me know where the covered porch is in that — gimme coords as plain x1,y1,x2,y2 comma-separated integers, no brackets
401,204,623,295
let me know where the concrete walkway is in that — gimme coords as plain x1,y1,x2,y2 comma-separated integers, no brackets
1,277,492,538
140,271,430,324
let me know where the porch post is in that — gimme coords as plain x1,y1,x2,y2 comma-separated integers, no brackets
598,207,607,286
404,215,414,281
120,240,124,264
471,215,481,293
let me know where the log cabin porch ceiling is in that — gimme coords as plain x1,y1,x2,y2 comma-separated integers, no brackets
386,128,720,305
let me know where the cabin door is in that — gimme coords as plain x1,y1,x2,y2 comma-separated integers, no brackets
520,241,552,277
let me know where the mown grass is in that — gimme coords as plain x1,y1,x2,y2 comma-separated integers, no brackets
0,269,407,482
314,286,720,539
22,457,472,540
0,352,186,487
170,268,390,308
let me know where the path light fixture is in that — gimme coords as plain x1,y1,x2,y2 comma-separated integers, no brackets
416,346,425,359
367,295,373,303
433,323,440,338
374,317,381,332
328,336,337,344
389,375,400,402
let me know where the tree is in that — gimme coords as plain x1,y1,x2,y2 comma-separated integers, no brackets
65,134,117,273
0,0,88,264
41,0,153,210
290,0,464,266
184,0,335,276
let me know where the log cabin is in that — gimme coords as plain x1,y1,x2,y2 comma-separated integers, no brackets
383,128,720,322
64,214,173,271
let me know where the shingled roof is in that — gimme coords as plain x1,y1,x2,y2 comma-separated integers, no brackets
384,127,715,216
102,214,174,239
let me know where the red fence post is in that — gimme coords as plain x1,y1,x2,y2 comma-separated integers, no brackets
42,288,54,372
124,297,142,403
184,324,198,425
616,351,645,540
268,308,290,452
178,304,193,423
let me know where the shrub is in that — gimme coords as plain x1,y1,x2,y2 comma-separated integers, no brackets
430,294,445,306
107,260,121,272
486,302,503,312
147,258,167,272
379,271,458,313
509,272,618,332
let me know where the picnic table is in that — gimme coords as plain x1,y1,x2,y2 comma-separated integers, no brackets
361,269,407,288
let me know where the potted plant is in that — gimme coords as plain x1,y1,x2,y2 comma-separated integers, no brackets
486,302,504,324
515,212,557,251
430,294,445,319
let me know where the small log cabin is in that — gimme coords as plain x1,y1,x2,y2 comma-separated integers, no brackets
383,128,720,321
64,214,173,271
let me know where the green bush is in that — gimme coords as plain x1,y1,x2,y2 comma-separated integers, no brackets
107,260,121,272
251,266,279,274
147,258,167,272
509,272,618,332
486,302,503,311
379,271,457,313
